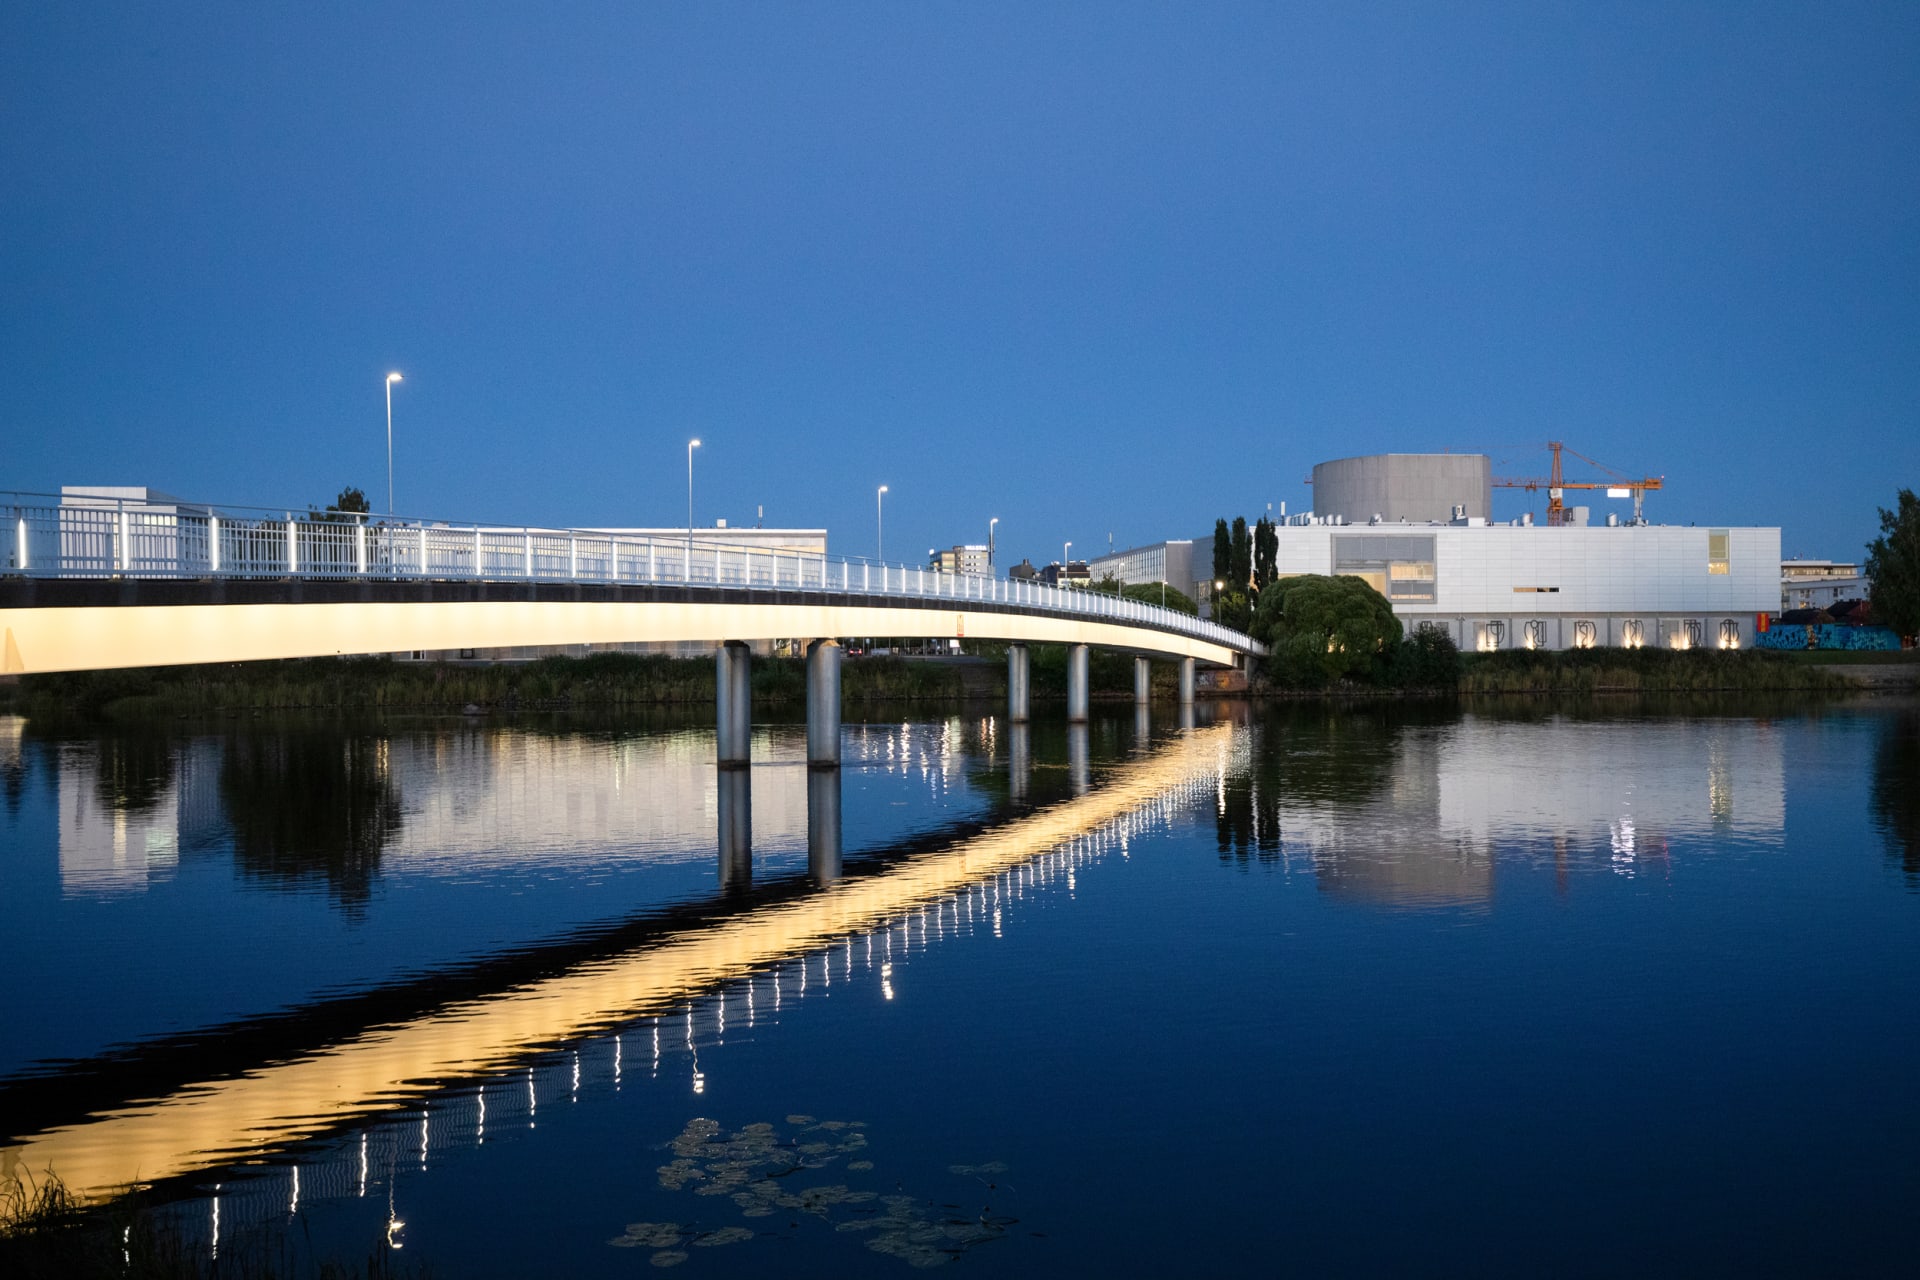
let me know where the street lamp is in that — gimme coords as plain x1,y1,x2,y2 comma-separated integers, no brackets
988,517,998,572
686,439,701,578
384,372,403,514
876,485,889,562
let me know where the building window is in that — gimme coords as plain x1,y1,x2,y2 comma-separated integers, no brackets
1708,530,1730,575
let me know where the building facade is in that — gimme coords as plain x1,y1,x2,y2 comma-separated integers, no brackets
929,544,990,576
1268,521,1780,650
1086,540,1197,596
1780,560,1867,611
1311,453,1493,524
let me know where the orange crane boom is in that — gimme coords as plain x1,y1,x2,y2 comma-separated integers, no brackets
1493,441,1664,525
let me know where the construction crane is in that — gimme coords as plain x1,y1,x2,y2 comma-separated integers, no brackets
1494,441,1665,526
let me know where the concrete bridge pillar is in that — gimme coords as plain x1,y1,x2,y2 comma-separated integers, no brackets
806,639,841,768
807,768,841,882
1007,644,1030,723
716,641,752,768
1133,656,1151,705
1178,656,1195,707
1066,644,1090,722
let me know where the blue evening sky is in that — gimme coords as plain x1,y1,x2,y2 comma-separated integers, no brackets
4,2,1915,565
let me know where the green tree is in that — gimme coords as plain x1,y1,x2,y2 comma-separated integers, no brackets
1253,516,1277,594
1252,574,1403,683
1866,488,1920,639
310,486,371,524
1230,516,1251,591
1094,575,1198,615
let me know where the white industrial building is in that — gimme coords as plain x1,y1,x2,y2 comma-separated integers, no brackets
1264,520,1778,651
1095,453,1781,651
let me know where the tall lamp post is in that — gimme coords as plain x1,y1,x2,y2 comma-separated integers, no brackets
1063,540,1072,589
876,485,889,563
988,517,998,572
686,439,701,578
384,372,403,514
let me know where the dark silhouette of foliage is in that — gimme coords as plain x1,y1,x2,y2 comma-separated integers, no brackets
1866,487,1920,639
1253,574,1402,684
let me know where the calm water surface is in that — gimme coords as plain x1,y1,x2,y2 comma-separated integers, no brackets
1,700,1916,1276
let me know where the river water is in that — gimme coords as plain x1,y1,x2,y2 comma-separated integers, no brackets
1,699,1915,1276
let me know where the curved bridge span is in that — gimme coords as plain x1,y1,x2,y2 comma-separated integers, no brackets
0,491,1259,677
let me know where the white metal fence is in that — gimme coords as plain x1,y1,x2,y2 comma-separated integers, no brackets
3,491,1259,653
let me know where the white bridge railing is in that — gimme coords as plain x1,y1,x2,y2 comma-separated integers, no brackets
3,491,1259,653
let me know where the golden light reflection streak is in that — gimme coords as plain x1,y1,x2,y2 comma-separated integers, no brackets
3,723,1234,1203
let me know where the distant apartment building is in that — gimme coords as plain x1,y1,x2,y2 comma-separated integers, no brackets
928,544,990,576
1780,560,1868,611
1042,560,1092,589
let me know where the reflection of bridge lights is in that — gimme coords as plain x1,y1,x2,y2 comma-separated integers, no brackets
572,1050,581,1101
289,1164,299,1217
419,1110,428,1171
527,1067,536,1128
880,960,894,1001
477,1088,486,1145
359,1133,368,1197
211,1184,220,1260
614,1035,622,1089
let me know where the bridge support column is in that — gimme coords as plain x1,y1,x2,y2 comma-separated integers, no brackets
716,641,752,768
1178,656,1195,707
806,639,841,768
1007,644,1029,723
1133,656,1151,705
1066,644,1089,722
807,768,841,882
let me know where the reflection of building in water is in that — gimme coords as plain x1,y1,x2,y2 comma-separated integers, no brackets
59,747,180,897
1228,716,1787,906
379,728,810,872
1434,718,1784,852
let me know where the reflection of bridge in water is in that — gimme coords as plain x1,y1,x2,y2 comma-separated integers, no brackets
1,720,1230,1205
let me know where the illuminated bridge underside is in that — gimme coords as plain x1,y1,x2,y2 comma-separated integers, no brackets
0,581,1242,674
0,725,1231,1202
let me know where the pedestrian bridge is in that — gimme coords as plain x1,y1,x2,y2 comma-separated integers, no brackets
1,491,1260,732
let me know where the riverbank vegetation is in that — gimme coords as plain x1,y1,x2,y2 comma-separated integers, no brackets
0,652,968,719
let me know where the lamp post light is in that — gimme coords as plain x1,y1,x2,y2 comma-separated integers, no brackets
876,485,888,563
384,372,403,514
988,517,998,572
686,439,701,578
